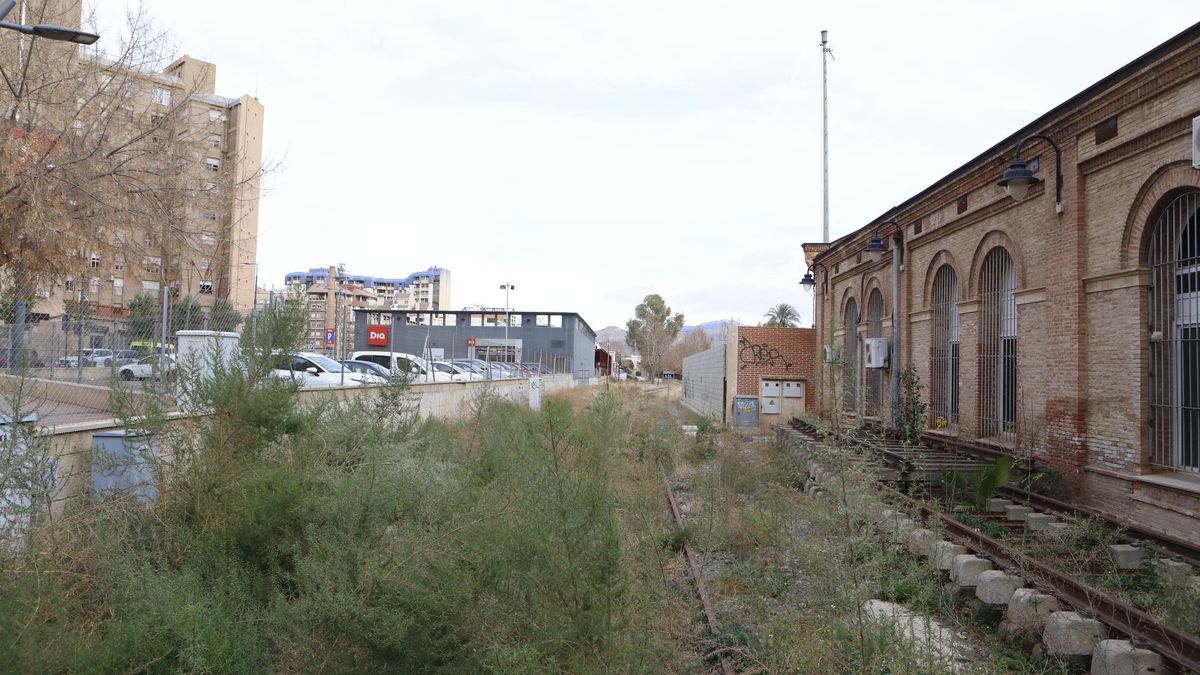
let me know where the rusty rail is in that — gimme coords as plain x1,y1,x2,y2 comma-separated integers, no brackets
659,465,736,675
785,419,1200,673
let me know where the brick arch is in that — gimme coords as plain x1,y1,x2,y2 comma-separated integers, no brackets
838,287,859,328
968,229,1025,297
921,250,964,309
1121,160,1200,267
863,274,887,315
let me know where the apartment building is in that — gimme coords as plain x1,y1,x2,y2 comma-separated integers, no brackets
285,266,451,312
295,266,381,355
0,0,264,339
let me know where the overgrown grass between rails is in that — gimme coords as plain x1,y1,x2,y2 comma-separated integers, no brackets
0,375,690,671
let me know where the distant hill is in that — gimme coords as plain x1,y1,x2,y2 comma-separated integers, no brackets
597,320,736,354
681,320,737,342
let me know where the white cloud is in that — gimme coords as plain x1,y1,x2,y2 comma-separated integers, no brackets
94,0,1200,328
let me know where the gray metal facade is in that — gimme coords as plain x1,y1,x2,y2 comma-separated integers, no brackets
352,310,597,380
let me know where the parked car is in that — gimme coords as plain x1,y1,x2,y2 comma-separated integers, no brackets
273,352,386,387
452,359,510,380
57,348,98,368
340,359,395,381
88,348,115,367
430,360,477,381
118,355,176,381
350,351,452,383
111,350,141,367
0,348,46,368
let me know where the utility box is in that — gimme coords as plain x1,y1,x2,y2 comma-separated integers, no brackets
865,337,890,369
177,330,241,380
732,395,759,426
91,430,158,504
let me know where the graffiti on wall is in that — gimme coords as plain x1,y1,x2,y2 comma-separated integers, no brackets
738,336,793,371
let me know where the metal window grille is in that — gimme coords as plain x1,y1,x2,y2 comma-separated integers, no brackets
865,289,885,416
979,248,1016,442
1148,191,1200,472
843,298,859,411
930,265,960,428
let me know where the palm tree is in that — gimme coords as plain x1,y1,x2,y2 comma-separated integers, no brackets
764,303,800,327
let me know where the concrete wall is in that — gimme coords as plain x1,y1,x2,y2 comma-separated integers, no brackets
682,342,729,422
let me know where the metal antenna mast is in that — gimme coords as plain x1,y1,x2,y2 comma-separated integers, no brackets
821,29,833,242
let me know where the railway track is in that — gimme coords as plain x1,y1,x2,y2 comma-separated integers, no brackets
779,418,1200,673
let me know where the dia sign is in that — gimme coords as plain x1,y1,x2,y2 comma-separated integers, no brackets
367,325,389,346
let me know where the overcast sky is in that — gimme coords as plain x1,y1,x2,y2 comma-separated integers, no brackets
91,1,1200,330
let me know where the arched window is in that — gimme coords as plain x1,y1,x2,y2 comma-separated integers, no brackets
1147,190,1200,472
843,298,859,411
865,288,885,417
930,265,959,428
979,248,1016,442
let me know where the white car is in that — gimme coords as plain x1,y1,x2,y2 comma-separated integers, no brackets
430,360,477,381
272,352,386,387
118,355,176,380
349,351,453,383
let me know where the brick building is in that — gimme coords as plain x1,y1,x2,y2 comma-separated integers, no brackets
805,23,1200,538
683,326,816,426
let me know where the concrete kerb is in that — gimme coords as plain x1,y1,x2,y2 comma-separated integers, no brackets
1090,639,1165,675
1042,611,1106,657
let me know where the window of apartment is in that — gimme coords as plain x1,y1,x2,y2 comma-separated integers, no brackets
209,133,221,148
199,280,213,294
979,247,1017,443
150,112,165,127
64,278,75,292
508,314,521,326
142,280,160,293
536,314,549,326
550,315,563,328
90,253,101,268
930,264,960,429
470,314,482,327
143,255,161,273
89,277,100,295
201,231,216,246
1146,190,1200,472
114,253,124,271
209,109,222,122
204,157,220,172
112,278,124,298
151,87,171,106
73,120,83,137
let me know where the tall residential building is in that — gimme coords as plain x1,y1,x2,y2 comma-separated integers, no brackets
285,266,451,312
1,0,264,331
295,266,381,355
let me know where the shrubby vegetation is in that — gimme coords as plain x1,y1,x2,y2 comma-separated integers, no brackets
0,299,682,672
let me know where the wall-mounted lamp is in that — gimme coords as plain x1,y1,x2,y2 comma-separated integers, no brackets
865,219,901,263
997,133,1064,214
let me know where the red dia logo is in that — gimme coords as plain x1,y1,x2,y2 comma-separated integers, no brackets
367,325,389,346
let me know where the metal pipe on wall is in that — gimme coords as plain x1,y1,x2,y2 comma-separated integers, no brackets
890,231,902,429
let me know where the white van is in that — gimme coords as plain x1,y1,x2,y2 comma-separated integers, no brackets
349,351,452,383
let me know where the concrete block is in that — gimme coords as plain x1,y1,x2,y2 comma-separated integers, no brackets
986,498,1013,513
1151,558,1193,584
1108,544,1143,570
951,554,993,587
1004,505,1033,522
1040,522,1071,537
931,541,967,571
906,528,937,558
1090,639,1165,675
1042,611,1105,656
974,570,1022,604
1024,512,1056,531
1006,588,1060,630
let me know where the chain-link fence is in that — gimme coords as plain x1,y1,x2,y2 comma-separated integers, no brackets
0,277,256,426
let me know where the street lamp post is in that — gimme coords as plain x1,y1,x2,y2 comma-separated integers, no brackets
500,283,515,363
0,0,99,43
997,133,1064,214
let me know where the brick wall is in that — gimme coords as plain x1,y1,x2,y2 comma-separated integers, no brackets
734,327,816,395
806,27,1200,538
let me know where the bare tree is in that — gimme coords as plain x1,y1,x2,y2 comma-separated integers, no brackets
660,326,710,375
1,1,267,364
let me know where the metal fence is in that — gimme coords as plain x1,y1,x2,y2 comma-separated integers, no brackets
1148,190,1200,473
